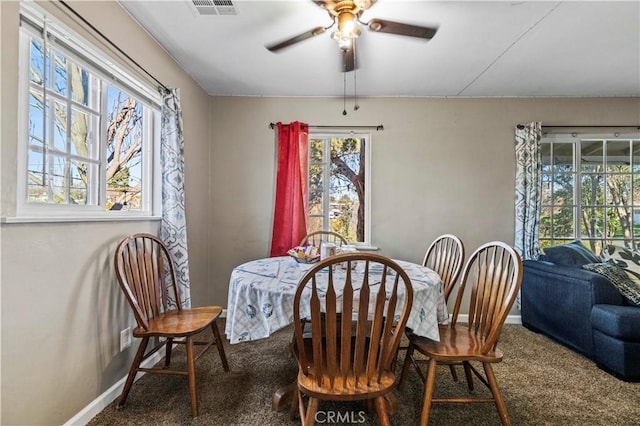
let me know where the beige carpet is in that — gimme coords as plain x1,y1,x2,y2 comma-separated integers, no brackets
87,323,640,425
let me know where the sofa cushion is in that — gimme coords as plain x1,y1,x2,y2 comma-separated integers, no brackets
582,262,640,306
542,241,600,267
591,304,640,340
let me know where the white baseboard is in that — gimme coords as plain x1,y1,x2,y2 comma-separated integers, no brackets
63,349,164,426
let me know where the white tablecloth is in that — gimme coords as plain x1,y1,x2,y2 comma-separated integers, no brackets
225,256,448,344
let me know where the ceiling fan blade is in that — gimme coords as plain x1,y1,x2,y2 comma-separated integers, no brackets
266,26,327,52
367,18,438,40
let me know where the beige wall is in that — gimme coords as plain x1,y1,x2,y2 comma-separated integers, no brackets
208,95,640,305
0,1,211,424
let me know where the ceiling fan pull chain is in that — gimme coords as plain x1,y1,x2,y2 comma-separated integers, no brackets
353,45,359,111
343,50,348,116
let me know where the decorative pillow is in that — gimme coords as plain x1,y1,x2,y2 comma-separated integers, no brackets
583,262,640,306
541,240,600,267
600,244,640,279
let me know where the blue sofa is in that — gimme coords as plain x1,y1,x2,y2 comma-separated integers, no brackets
521,259,640,381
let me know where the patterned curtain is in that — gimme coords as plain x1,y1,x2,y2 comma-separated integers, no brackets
160,88,191,308
514,121,543,262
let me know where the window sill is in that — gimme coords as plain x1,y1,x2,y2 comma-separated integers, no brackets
1,215,161,224
353,245,379,251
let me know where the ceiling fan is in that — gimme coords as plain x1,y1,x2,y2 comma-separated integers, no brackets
266,0,438,73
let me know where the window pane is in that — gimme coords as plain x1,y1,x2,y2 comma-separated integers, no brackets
633,175,640,205
69,62,94,107
634,209,640,238
539,207,552,239
606,140,630,172
306,216,323,234
553,207,575,238
581,140,603,172
541,143,551,173
70,108,95,157
330,137,363,242
69,160,87,205
309,139,323,163
53,100,67,151
53,51,67,96
580,206,604,239
106,86,144,211
29,38,46,86
606,206,632,240
51,155,67,203
581,174,604,205
605,174,631,206
541,174,552,204
27,148,46,202
28,90,45,148
633,140,640,173
553,173,573,205
553,143,574,173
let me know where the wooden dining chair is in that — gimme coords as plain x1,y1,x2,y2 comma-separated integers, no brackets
299,230,348,247
422,234,465,302
291,253,414,426
398,234,465,385
403,241,522,426
113,233,230,417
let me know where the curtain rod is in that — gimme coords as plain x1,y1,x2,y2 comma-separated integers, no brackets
58,1,170,94
269,123,384,131
541,125,640,129
517,124,639,130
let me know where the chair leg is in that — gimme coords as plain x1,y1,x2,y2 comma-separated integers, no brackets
463,361,475,391
186,336,198,417
211,322,230,372
304,397,319,426
118,337,149,409
398,341,415,389
289,385,299,420
483,362,511,426
448,364,459,382
419,358,438,426
164,337,174,367
374,395,391,426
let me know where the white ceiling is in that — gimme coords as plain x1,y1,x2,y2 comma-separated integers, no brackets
119,0,640,97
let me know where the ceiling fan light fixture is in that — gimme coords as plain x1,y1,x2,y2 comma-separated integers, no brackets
332,11,360,50
337,11,358,36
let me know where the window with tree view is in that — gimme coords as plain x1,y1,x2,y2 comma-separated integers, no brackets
541,134,640,255
18,6,159,218
308,133,370,245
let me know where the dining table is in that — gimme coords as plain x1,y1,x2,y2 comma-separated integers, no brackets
226,254,448,342
225,254,448,411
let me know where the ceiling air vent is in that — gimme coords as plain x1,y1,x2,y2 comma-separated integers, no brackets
189,0,238,16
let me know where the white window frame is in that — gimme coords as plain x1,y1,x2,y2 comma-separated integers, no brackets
12,3,161,222
307,131,372,248
540,132,640,253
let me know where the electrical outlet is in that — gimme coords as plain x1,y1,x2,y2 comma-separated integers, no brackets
120,327,132,352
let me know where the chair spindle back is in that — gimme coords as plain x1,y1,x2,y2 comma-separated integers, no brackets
293,253,413,391
114,233,181,331
422,234,465,302
450,241,522,353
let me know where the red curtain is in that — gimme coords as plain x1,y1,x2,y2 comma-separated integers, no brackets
270,122,309,257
